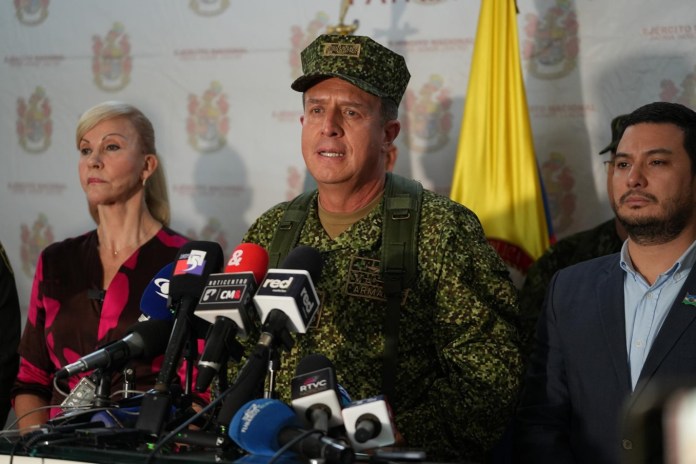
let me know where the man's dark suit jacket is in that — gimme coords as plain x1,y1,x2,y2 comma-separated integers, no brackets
515,252,696,464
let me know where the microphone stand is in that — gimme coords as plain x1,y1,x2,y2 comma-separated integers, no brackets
214,309,294,428
265,348,281,399
182,326,198,396
259,309,294,399
93,368,113,408
136,296,195,436
122,366,136,399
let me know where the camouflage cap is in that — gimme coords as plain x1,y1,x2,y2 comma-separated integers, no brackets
291,34,410,105
599,114,629,154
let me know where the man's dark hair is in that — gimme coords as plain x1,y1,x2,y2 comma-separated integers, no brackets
619,102,696,174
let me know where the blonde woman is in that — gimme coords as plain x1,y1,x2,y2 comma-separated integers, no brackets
12,101,189,431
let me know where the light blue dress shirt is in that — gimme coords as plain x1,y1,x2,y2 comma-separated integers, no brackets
621,239,696,390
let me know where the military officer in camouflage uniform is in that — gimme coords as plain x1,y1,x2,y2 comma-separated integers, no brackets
242,34,523,462
518,115,628,358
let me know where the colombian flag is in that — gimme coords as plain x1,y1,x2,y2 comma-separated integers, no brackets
450,0,554,273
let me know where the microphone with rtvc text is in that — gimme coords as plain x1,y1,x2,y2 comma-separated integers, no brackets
291,353,350,434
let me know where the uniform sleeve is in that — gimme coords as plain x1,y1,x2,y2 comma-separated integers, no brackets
0,243,21,424
12,252,54,402
399,206,524,461
514,271,575,463
518,248,565,359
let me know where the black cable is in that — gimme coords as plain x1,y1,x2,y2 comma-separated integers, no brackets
4,404,60,432
268,427,322,464
8,436,23,464
144,388,232,464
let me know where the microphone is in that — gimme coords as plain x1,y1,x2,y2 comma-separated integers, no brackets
215,246,324,428
291,354,349,433
136,241,223,435
139,262,175,321
194,243,268,392
55,319,173,379
253,245,322,335
139,261,212,341
195,243,268,338
341,395,398,450
155,240,224,388
194,315,244,392
228,398,354,464
196,243,269,338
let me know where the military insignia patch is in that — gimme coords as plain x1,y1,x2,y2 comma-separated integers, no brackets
346,256,385,301
323,42,361,58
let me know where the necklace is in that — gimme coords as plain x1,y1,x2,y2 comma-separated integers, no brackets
110,242,136,257
101,222,159,257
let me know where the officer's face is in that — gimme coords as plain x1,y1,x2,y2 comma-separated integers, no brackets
300,78,399,200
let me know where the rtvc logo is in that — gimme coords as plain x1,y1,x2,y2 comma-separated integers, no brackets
299,376,328,394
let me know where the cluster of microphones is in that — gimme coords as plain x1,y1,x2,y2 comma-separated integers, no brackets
28,241,418,464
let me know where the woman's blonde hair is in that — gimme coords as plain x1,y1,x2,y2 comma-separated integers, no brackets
76,101,170,226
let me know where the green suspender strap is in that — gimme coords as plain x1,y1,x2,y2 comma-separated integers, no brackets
380,173,422,401
267,190,314,269
266,173,423,401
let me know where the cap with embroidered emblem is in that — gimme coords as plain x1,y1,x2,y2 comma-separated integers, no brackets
291,34,410,105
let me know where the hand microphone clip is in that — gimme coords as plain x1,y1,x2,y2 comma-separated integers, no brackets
258,309,294,352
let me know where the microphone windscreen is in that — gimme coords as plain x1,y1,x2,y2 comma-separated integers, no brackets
291,354,349,428
224,243,269,283
127,319,173,359
280,246,322,284
228,398,299,456
296,355,352,405
140,262,174,320
295,353,334,375
170,241,224,301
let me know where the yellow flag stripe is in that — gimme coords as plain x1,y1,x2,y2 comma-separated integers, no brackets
450,0,551,261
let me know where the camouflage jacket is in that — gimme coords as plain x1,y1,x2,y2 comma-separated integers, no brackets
519,219,624,358
241,188,523,462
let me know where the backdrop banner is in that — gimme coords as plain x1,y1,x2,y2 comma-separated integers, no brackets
2,0,696,314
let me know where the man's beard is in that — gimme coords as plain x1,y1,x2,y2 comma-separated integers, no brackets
614,191,693,245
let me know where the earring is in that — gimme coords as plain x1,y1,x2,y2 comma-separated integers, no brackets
142,177,147,187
